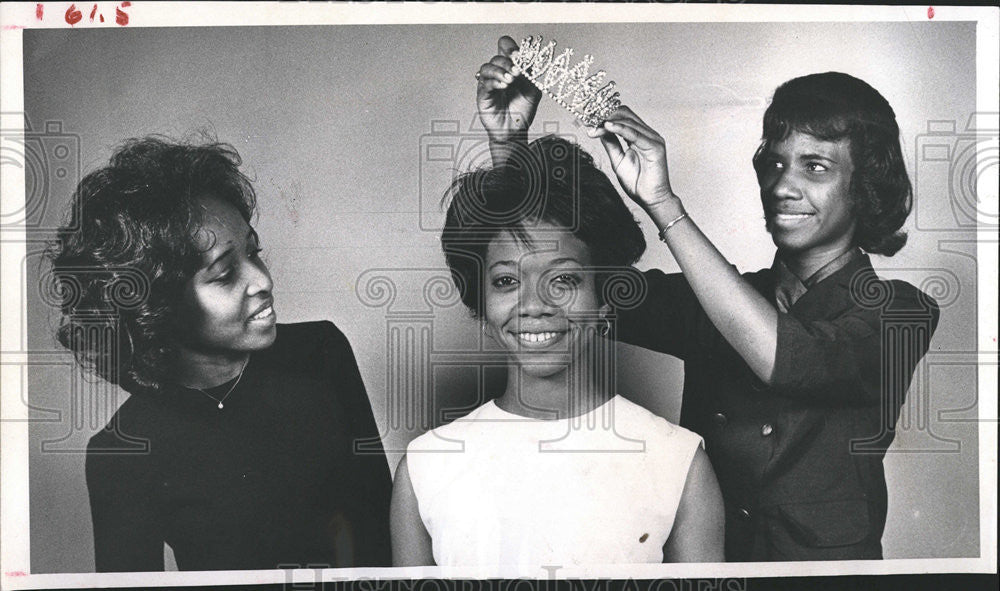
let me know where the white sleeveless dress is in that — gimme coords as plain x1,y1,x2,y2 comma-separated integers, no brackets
405,395,704,568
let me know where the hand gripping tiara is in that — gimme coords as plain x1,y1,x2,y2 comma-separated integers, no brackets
510,35,622,128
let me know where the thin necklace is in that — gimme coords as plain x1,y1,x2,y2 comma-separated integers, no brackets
188,357,249,410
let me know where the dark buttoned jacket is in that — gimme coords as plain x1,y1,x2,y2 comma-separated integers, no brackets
615,254,939,561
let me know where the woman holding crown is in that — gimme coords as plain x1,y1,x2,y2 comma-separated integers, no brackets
461,36,939,563
388,39,726,569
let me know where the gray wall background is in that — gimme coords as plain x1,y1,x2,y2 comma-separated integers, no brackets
21,22,981,572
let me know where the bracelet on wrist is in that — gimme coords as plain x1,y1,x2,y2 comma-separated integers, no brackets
657,211,689,242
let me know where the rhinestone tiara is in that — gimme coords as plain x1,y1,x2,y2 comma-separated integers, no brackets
510,35,621,128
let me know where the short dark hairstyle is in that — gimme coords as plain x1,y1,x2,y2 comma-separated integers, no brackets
753,72,912,256
441,135,646,318
45,135,257,391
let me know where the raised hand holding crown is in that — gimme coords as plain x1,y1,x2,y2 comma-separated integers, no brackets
590,106,679,215
477,36,542,143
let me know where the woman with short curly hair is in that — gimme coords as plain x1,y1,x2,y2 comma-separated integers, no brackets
51,137,259,391
390,133,725,568
47,136,392,571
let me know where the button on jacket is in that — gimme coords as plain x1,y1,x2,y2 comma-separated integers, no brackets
615,253,939,561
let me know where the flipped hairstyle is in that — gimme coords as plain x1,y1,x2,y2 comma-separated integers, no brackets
441,135,646,318
753,71,912,256
45,135,256,392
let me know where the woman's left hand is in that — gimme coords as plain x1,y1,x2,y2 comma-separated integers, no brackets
588,106,677,212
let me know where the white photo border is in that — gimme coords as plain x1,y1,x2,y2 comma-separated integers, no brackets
1,2,996,589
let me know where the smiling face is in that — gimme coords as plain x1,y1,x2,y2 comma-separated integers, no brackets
177,195,277,358
483,223,608,379
758,130,858,269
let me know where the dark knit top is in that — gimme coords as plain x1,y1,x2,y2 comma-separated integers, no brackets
86,321,391,571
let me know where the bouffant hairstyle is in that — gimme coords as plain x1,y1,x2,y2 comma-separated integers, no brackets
441,135,646,318
45,135,256,392
753,72,912,256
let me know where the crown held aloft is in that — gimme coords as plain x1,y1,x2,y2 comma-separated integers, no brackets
510,35,622,128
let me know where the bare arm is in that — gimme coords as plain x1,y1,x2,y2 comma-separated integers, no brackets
593,109,779,383
647,195,778,383
662,446,725,562
389,456,435,566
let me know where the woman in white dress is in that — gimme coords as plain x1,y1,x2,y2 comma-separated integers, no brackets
389,45,724,568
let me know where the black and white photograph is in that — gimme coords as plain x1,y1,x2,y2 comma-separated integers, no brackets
0,2,996,589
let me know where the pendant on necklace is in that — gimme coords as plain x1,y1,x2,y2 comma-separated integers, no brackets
218,402,224,409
